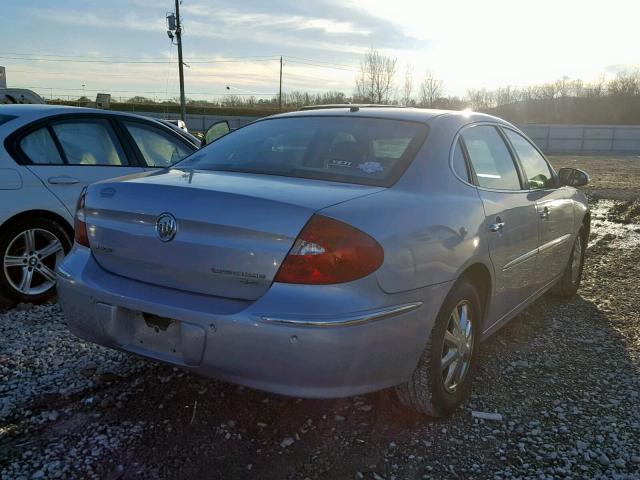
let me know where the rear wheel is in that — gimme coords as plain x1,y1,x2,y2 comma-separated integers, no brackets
551,230,585,297
396,279,481,416
0,218,71,303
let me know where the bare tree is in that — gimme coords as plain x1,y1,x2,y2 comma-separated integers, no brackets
402,65,414,106
556,76,572,98
355,48,398,103
520,85,542,101
466,88,495,110
608,70,640,97
584,75,607,97
539,81,560,100
494,86,520,106
418,71,443,108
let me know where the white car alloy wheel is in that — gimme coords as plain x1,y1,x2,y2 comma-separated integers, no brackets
3,227,65,296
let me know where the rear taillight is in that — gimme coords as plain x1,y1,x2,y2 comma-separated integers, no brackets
274,215,383,285
74,187,90,248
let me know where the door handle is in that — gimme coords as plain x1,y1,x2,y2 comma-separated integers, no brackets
48,176,80,185
489,217,505,232
539,206,550,220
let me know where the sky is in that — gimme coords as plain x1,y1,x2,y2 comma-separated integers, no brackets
4,0,640,102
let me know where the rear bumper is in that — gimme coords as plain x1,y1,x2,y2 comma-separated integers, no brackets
57,247,451,398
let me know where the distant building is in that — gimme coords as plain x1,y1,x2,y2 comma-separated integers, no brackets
96,93,111,109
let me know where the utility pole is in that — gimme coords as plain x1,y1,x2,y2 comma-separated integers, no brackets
279,56,283,112
175,0,186,122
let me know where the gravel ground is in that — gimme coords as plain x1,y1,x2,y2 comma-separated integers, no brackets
1,156,639,479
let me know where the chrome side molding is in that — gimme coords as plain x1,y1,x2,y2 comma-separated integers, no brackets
255,302,423,328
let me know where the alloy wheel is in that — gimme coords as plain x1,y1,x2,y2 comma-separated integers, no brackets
3,228,65,296
441,300,474,393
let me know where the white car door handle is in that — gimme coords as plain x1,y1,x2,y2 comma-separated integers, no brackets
48,176,80,185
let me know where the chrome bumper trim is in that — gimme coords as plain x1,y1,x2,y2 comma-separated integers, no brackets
255,302,423,327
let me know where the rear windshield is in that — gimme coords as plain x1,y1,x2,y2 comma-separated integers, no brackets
177,116,429,186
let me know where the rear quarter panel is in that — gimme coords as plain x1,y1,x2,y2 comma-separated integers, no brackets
320,115,492,294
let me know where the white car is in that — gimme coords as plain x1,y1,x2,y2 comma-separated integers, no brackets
0,104,199,303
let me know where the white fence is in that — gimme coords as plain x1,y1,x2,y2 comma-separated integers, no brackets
518,124,640,154
140,111,257,132
134,110,640,155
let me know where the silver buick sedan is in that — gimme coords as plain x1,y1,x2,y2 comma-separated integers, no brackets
57,106,590,416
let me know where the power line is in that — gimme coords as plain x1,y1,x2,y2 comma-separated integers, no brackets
0,55,280,64
9,69,156,78
284,55,356,69
0,52,280,60
1,54,359,71
0,57,279,64
20,85,277,96
1,56,172,64
284,59,357,72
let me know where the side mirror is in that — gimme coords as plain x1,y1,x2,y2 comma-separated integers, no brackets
202,120,230,146
558,167,589,187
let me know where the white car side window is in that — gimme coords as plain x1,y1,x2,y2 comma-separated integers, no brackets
19,128,64,164
52,120,127,166
124,122,192,167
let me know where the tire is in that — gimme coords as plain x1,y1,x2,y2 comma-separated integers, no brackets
551,229,585,297
396,279,481,416
0,218,72,303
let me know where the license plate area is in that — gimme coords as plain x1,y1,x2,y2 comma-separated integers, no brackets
144,313,173,333
132,311,182,358
96,303,206,366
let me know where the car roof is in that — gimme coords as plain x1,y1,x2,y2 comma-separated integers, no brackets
267,106,509,126
0,104,201,147
0,103,160,122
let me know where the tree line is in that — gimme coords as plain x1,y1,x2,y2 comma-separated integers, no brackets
65,48,640,124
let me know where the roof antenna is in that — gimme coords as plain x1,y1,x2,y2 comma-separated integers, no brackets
350,106,359,112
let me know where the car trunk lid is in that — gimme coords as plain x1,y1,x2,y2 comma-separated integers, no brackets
85,169,383,300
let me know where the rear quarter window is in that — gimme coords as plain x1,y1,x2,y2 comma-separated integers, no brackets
19,127,64,165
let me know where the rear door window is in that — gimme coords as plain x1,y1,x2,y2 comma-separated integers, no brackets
462,125,522,190
178,116,429,186
51,119,128,166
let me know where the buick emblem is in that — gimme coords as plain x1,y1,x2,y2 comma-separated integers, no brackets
155,213,178,242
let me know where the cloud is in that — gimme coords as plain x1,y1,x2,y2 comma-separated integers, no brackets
183,5,372,36
30,9,164,33
603,64,640,76
16,0,640,99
